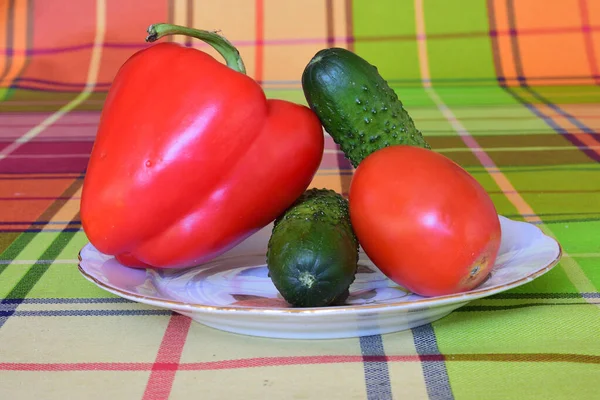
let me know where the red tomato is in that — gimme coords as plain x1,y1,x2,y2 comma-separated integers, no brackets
349,146,501,297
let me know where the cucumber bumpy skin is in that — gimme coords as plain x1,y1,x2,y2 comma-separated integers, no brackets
302,47,431,167
266,188,359,308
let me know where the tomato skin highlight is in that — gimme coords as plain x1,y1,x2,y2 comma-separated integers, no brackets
348,145,502,297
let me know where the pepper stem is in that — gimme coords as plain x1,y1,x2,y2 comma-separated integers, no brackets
146,23,246,74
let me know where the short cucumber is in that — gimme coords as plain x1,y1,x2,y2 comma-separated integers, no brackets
302,47,431,167
266,188,358,307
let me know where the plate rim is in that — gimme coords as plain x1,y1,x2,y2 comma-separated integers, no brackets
77,218,563,316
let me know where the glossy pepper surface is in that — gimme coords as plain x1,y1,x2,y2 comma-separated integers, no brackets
80,24,324,269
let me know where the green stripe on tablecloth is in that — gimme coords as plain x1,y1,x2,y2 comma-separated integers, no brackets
55,232,89,260
0,233,39,262
443,363,599,400
571,256,600,291
504,167,600,196
449,101,556,136
4,86,596,112
0,90,109,113
548,222,600,292
433,303,600,355
0,234,21,258
0,88,14,102
472,296,597,305
423,0,495,86
548,220,600,254
495,266,579,294
0,175,84,303
0,225,110,299
27,261,115,299
0,265,29,299
471,165,600,173
432,87,524,106
501,165,600,290
353,0,416,36
466,172,520,219
451,119,556,137
7,233,65,261
423,0,489,36
0,230,105,298
264,87,438,107
6,231,87,262
393,87,438,106
516,193,600,222
3,227,79,300
0,259,112,300
352,0,421,85
509,86,600,105
426,38,495,87
259,88,537,112
264,90,307,105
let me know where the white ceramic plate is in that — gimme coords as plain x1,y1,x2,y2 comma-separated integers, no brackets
78,215,562,339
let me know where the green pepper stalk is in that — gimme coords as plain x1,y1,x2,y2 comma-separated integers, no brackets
146,23,246,74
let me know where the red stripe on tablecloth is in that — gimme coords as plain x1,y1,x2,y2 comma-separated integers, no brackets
254,0,264,84
0,356,391,372
179,355,405,370
0,197,81,202
5,187,600,202
0,122,98,128
2,353,599,372
345,0,354,52
325,0,334,47
142,314,192,400
579,0,600,84
326,0,353,195
2,114,600,129
3,25,600,58
185,0,193,47
0,363,154,371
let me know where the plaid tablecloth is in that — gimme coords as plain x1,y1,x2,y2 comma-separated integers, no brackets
1,1,599,399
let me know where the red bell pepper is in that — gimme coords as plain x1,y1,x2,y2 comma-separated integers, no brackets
81,24,324,269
